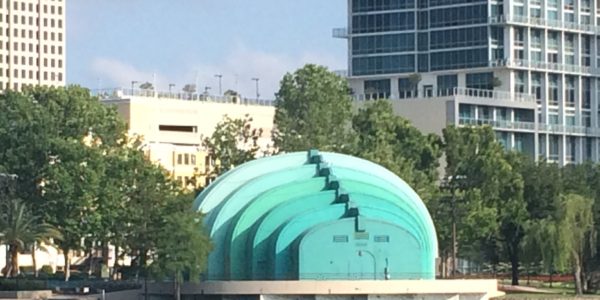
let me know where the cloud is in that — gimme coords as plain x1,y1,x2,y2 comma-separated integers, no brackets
89,43,346,99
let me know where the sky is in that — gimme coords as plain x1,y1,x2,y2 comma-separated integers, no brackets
67,1,348,99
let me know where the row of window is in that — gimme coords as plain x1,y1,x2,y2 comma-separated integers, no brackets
0,1,63,15
352,0,415,12
352,54,415,76
539,135,593,162
430,48,488,71
1,27,64,42
352,12,414,34
0,55,63,68
429,26,488,50
176,153,197,166
429,5,488,28
352,33,414,55
363,72,488,98
0,14,63,28
1,69,63,81
0,42,63,55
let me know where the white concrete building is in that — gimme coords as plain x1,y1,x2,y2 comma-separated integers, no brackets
337,0,600,165
0,0,65,90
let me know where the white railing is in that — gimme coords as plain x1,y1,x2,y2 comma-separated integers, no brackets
490,59,594,74
489,14,600,33
92,88,275,107
459,117,537,131
352,87,535,103
332,27,349,39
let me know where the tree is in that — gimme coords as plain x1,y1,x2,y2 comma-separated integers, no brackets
139,82,154,91
183,84,196,94
352,100,442,201
202,115,263,178
442,126,525,285
273,64,354,153
0,198,61,277
408,73,422,95
150,193,211,300
557,193,595,295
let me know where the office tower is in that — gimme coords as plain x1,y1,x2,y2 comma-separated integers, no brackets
337,0,600,164
0,0,65,90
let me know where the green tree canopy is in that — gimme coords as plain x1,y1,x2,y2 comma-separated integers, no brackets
273,64,354,153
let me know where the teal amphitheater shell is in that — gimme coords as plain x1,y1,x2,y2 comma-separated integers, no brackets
193,150,438,281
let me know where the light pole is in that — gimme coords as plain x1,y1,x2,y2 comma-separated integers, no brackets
214,74,223,95
251,77,260,100
169,83,176,96
131,80,138,96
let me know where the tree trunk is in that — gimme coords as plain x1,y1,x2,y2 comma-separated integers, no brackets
510,248,520,286
32,243,38,278
113,245,119,280
64,250,71,282
10,244,19,277
574,254,583,295
174,274,181,300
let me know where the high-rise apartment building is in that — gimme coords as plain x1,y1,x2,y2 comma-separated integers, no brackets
338,0,600,165
0,0,65,90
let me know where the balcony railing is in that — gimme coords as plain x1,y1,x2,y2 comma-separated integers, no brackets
332,27,349,39
353,87,536,103
92,88,275,107
489,14,600,33
490,59,594,74
459,117,537,131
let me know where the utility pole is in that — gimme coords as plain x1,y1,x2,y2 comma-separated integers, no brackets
214,74,223,95
251,77,260,100
131,80,138,96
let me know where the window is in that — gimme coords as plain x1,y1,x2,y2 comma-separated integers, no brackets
530,30,542,48
531,72,542,102
364,79,391,99
466,72,493,90
583,77,591,108
184,154,190,165
515,71,526,93
398,78,416,98
352,55,415,76
566,76,576,107
514,27,525,47
352,33,415,55
437,74,458,96
177,154,183,165
548,74,559,106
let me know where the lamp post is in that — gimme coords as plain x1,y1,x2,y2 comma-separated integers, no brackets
169,83,176,96
358,250,377,279
251,77,260,100
214,74,223,95
131,80,138,96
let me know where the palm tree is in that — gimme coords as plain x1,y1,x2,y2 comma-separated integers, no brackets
0,198,62,277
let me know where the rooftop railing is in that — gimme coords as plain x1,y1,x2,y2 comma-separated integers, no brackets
353,87,536,103
459,117,537,131
92,88,275,107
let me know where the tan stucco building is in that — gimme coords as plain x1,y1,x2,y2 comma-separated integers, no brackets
97,89,276,188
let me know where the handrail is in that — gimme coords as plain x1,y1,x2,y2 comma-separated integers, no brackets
91,88,275,107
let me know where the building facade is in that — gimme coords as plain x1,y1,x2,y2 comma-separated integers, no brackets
0,0,65,90
97,88,275,188
338,0,600,164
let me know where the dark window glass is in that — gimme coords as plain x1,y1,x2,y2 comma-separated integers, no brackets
352,33,415,55
352,55,415,75
437,74,458,96
364,79,391,99
352,12,415,34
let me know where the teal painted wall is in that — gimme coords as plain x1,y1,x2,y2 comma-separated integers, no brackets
194,150,438,281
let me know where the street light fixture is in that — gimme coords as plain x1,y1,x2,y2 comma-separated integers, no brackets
169,83,176,95
131,81,138,96
251,77,260,100
214,74,223,95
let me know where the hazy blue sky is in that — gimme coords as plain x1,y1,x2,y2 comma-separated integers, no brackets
67,1,348,99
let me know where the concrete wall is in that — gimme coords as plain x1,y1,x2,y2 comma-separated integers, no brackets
144,280,502,300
